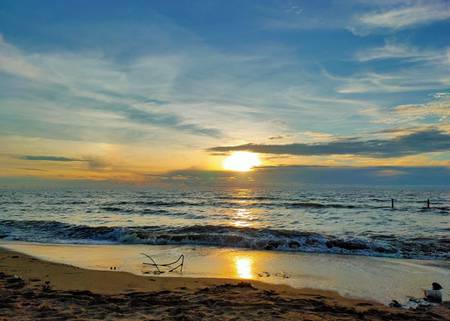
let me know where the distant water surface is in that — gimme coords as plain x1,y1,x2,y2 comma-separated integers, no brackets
0,185,448,260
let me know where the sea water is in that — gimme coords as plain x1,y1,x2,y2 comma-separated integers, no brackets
0,185,448,260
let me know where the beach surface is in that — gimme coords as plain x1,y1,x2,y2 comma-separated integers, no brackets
1,241,449,304
1,245,449,320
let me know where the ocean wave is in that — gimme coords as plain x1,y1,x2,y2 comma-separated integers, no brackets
0,220,448,260
100,206,134,213
286,202,357,209
96,199,447,212
101,200,206,207
97,207,205,218
216,196,281,201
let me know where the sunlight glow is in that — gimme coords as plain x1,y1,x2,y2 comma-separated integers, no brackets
234,257,253,279
232,208,253,228
223,152,261,172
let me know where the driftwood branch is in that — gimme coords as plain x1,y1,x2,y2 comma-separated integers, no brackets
141,253,185,273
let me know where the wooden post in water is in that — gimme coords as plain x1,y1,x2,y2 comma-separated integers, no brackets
391,198,395,209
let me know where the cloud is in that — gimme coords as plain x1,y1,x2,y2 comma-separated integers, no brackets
269,135,286,140
353,1,450,33
3,165,449,187
260,1,356,31
0,35,43,79
208,129,450,158
393,92,450,122
362,92,450,126
19,155,83,162
108,104,222,137
0,35,222,139
355,41,447,62
334,41,450,95
375,169,406,176
1,31,378,146
333,66,450,94
159,165,450,186
19,155,111,169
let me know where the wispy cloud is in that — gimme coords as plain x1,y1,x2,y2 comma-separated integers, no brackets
393,92,450,122
0,35,222,139
0,32,378,146
353,1,450,34
19,155,83,162
332,48,450,94
208,129,450,158
355,41,447,62
334,71,449,94
260,0,356,31
358,91,450,128
0,35,43,79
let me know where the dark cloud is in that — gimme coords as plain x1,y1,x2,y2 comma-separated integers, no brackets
2,165,449,187
209,129,450,157
160,165,450,186
209,152,229,156
20,155,115,171
84,157,110,170
19,167,48,172
269,135,286,140
19,155,83,162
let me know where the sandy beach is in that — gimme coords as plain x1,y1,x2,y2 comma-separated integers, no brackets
1,246,449,320
2,241,449,304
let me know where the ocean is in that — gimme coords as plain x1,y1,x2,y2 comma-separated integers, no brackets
0,185,448,260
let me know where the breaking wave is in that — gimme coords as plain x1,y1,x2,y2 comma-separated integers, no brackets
0,220,448,260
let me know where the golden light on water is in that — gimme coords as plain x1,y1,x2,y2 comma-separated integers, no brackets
232,208,252,228
234,257,253,279
223,152,261,172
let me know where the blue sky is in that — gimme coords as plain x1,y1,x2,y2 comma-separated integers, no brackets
0,0,449,184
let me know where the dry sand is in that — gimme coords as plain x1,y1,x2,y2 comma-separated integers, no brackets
0,247,449,320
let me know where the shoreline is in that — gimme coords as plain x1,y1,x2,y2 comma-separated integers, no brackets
1,246,449,320
1,240,449,304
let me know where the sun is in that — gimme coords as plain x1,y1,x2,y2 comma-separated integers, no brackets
223,152,261,172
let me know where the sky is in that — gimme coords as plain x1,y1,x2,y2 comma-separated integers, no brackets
0,0,449,186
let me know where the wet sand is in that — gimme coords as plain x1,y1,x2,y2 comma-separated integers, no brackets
1,241,449,304
1,246,449,320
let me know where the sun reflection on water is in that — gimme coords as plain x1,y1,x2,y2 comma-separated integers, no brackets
232,208,252,227
234,257,253,279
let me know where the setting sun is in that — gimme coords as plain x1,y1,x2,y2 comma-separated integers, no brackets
223,152,262,172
